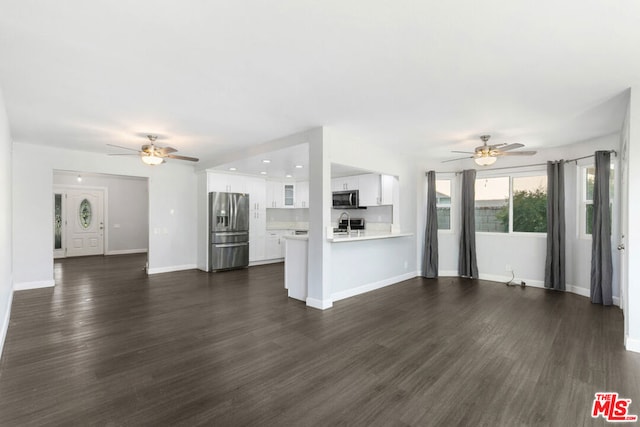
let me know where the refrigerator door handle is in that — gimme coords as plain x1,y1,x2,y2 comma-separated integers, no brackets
231,195,236,229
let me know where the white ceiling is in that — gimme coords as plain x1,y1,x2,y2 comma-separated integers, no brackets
1,1,638,168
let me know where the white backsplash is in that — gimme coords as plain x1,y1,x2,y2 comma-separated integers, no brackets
265,205,393,231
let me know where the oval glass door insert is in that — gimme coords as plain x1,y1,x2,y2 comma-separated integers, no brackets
79,198,92,228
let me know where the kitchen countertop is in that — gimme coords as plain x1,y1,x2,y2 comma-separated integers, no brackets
282,234,309,241
282,231,413,242
328,231,413,243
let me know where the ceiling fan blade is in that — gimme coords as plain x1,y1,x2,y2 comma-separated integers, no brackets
498,143,525,152
156,146,178,155
497,150,537,156
107,143,141,153
441,156,473,163
451,151,477,154
166,154,199,162
108,153,140,156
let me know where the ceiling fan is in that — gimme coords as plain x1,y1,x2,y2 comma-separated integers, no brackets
443,135,537,166
108,135,199,165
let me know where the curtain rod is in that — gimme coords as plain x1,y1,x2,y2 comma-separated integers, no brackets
429,150,617,175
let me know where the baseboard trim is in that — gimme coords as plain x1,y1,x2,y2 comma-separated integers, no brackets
306,297,333,310
249,258,283,267
13,280,55,291
0,288,13,361
332,271,420,303
439,270,459,277
625,336,640,353
105,249,148,256
147,264,197,275
440,272,621,307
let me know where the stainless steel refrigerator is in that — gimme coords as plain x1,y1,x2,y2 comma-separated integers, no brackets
209,191,250,271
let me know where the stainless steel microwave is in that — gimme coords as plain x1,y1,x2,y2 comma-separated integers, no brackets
332,190,359,209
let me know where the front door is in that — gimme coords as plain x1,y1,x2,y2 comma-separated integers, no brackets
66,189,105,257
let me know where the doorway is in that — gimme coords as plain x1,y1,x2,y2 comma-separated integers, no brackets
53,171,149,260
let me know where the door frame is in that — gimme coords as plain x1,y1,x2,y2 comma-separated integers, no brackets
53,184,109,258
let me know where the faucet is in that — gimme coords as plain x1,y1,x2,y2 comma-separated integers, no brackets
338,211,351,233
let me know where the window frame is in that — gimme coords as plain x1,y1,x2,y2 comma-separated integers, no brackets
474,169,548,237
435,177,453,233
579,162,615,240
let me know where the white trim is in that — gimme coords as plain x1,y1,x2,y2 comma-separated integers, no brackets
0,288,13,360
306,297,333,310
332,271,419,302
13,280,55,291
105,249,148,255
249,258,283,267
439,270,459,277
625,336,640,353
147,264,197,275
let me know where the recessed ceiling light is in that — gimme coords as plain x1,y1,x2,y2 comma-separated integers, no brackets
229,167,237,171
260,171,267,175
295,165,303,169
285,174,292,178
262,159,271,164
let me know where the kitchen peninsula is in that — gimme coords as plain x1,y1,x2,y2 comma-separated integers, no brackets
283,228,414,303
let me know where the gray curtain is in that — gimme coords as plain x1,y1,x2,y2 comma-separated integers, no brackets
423,171,438,278
590,151,613,305
544,160,566,290
458,169,478,278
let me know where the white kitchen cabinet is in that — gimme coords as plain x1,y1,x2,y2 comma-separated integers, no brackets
265,231,282,259
266,180,283,208
267,181,296,208
357,174,381,206
283,183,295,208
295,181,309,208
207,172,246,193
380,174,395,205
249,209,266,262
264,230,294,259
245,177,266,211
331,176,359,192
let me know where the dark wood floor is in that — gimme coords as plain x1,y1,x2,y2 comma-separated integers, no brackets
1,254,639,426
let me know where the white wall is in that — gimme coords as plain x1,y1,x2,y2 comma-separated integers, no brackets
12,143,197,287
323,128,420,299
428,133,620,299
53,171,149,254
0,86,13,359
626,89,640,352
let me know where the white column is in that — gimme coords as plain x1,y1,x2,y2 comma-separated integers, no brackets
306,127,333,309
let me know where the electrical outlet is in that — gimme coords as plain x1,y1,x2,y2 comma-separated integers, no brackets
404,260,408,269
505,264,512,272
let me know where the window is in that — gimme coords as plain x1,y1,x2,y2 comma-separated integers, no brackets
474,174,547,234
435,179,452,230
512,175,547,233
475,177,509,232
582,165,614,236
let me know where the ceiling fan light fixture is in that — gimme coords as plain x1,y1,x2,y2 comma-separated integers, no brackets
474,155,497,166
141,153,163,166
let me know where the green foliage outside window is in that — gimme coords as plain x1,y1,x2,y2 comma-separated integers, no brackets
496,188,547,233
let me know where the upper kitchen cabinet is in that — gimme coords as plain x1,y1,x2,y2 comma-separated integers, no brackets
357,174,379,206
266,180,282,208
380,174,395,205
331,176,359,192
352,173,396,207
266,180,296,208
208,172,246,193
283,183,295,207
295,181,309,208
245,177,266,211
